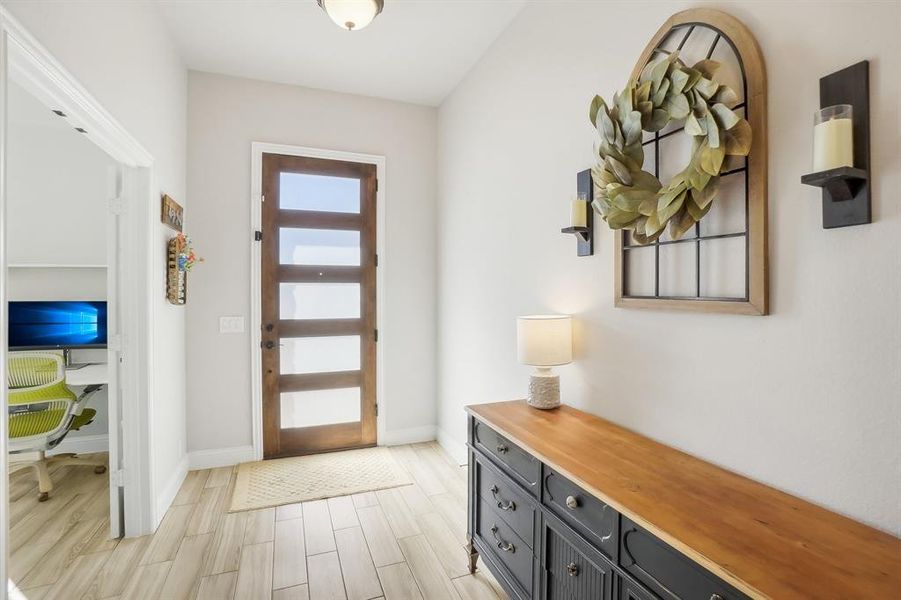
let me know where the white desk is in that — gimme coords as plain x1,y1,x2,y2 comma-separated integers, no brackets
66,363,109,386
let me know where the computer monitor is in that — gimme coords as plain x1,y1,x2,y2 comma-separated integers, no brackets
8,301,108,350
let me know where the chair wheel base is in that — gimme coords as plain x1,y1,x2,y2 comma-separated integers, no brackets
38,492,49,502
94,466,107,475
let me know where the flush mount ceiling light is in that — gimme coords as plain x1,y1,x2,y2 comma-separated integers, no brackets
317,0,384,31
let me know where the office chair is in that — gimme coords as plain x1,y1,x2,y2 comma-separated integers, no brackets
7,352,107,501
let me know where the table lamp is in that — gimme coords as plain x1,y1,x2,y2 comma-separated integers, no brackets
516,315,572,410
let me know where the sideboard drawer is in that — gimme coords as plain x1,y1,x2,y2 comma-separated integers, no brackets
473,419,540,493
543,512,614,600
618,575,657,600
620,518,749,600
544,467,618,560
476,498,534,595
475,453,536,550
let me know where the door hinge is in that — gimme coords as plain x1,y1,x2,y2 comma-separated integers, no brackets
374,253,379,267
375,179,379,192
254,230,263,242
375,403,379,416
374,329,379,342
108,333,124,352
108,197,125,215
111,469,126,487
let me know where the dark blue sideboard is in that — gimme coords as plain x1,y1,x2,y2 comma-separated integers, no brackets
466,415,748,600
464,400,901,600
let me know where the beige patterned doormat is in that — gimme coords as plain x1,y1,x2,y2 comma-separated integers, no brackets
229,447,412,512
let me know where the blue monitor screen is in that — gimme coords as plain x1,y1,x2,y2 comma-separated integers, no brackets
8,301,107,349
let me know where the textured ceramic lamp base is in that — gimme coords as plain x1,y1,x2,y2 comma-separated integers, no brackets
527,370,560,410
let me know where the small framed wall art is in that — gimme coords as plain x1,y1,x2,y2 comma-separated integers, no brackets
167,237,187,305
161,194,184,231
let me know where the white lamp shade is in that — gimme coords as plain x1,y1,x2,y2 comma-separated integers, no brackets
319,0,383,31
517,315,572,367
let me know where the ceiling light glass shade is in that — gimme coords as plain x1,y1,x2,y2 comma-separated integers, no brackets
317,0,384,31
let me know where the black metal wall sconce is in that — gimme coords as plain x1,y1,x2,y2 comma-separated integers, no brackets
800,60,871,229
561,169,594,256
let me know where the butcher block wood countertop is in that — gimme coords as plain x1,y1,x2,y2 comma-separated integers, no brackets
466,400,901,600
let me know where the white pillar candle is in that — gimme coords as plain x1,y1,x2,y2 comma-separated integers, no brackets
813,117,853,172
570,199,587,228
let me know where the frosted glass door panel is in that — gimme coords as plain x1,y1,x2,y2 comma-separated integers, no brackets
280,335,360,375
280,283,361,320
280,228,360,266
281,388,361,428
280,172,360,213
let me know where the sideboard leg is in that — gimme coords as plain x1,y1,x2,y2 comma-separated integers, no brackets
466,539,479,574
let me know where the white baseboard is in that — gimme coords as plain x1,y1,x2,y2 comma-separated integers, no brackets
437,428,467,466
185,430,436,471
48,434,109,456
380,425,436,446
155,454,188,528
188,445,255,470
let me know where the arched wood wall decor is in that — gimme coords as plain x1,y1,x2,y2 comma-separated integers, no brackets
612,9,768,315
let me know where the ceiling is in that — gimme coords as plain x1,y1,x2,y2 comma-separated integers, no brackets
155,0,525,106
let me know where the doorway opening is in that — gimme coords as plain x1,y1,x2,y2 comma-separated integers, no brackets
1,15,158,588
5,80,123,588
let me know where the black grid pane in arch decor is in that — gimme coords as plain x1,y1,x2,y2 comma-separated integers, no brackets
621,23,751,303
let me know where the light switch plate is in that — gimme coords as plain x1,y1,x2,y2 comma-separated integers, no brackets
219,316,245,334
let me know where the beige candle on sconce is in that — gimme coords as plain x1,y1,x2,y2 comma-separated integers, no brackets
813,104,853,171
570,193,588,228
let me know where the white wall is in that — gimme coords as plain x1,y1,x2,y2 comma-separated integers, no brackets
7,81,111,266
437,1,901,535
186,72,437,455
2,0,189,524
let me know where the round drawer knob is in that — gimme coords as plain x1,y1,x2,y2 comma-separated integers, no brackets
495,444,509,454
565,495,579,509
566,562,580,577
710,595,724,600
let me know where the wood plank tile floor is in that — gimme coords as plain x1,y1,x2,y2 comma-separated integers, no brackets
9,443,508,600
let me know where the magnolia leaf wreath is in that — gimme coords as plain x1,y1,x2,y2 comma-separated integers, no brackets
589,51,752,244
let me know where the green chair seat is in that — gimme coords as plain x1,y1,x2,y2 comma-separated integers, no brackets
71,408,97,430
9,408,68,438
8,378,77,439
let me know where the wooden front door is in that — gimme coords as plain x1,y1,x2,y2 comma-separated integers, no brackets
261,153,377,458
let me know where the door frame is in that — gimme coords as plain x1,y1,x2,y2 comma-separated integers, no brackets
0,7,157,564
250,142,386,461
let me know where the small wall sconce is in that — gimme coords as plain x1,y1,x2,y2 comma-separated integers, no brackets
561,169,594,256
800,60,871,228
